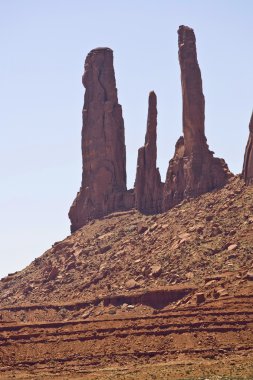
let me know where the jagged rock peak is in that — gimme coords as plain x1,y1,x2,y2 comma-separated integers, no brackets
69,47,128,233
242,111,253,185
134,91,163,213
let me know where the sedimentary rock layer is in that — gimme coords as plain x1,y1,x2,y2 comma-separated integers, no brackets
242,112,253,185
163,26,231,210
134,91,163,213
69,48,128,232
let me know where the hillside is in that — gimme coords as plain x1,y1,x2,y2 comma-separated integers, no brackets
0,176,253,379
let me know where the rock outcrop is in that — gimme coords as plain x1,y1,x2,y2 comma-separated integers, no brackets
163,26,231,210
242,112,253,185
69,48,129,232
69,27,233,232
134,91,163,213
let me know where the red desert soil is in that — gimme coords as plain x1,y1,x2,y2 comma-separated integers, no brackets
0,176,253,379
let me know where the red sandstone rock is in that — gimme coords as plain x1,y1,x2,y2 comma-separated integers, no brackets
163,26,231,210
242,112,253,185
69,48,130,232
134,91,163,213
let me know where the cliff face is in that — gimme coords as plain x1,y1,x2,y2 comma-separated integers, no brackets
163,26,231,210
69,48,128,232
134,91,164,214
242,112,253,185
69,26,233,232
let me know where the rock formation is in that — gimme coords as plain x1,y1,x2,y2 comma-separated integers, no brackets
163,25,231,209
69,48,129,233
69,27,233,232
242,112,253,185
134,91,163,213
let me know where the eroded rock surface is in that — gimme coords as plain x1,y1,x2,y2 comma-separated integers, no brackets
242,112,253,185
134,91,163,213
163,26,231,210
69,48,129,232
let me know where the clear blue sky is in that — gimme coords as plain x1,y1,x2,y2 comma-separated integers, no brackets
0,1,252,279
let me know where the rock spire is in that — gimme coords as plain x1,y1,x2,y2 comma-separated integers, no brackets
69,48,128,232
163,25,231,209
134,91,163,213
242,112,253,185
69,27,233,232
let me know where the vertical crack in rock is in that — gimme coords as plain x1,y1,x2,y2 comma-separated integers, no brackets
69,48,128,232
242,111,253,185
134,91,164,213
163,25,231,210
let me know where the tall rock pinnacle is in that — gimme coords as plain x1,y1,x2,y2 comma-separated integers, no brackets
242,111,253,185
69,48,127,232
163,26,231,209
178,25,208,155
134,91,163,213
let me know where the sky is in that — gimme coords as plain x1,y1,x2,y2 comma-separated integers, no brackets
0,1,252,280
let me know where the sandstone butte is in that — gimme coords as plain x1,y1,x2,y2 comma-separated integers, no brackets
69,25,250,233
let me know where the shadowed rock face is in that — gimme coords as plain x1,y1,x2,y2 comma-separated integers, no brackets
163,26,231,210
134,92,163,213
69,48,128,232
242,112,253,185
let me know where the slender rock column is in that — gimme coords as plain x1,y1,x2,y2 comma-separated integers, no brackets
134,91,163,213
69,48,128,232
178,25,208,155
242,112,253,185
163,26,231,210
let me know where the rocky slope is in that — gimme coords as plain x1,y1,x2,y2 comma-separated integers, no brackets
1,176,253,314
0,176,253,379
